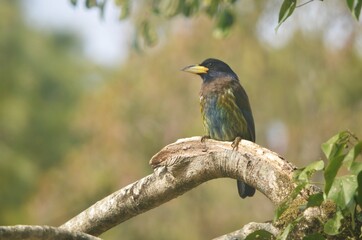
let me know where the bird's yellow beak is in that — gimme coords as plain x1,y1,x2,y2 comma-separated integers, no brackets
182,65,209,74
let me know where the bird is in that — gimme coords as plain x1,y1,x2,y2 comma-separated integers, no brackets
182,58,256,199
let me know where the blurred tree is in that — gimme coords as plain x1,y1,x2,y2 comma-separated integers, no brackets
0,0,96,223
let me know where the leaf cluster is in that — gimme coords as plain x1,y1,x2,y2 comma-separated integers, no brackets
245,131,362,239
70,0,362,46
277,0,362,30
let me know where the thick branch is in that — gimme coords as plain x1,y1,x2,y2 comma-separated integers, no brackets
61,136,298,236
0,225,101,240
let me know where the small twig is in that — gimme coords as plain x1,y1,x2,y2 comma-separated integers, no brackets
296,0,315,8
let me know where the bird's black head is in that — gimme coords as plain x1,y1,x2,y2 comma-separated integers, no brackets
182,58,238,82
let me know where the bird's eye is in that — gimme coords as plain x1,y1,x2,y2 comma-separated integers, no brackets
208,63,213,67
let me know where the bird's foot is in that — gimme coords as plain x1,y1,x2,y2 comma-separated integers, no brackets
201,135,210,143
231,137,242,150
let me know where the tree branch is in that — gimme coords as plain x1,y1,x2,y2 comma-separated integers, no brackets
60,136,301,236
0,225,101,240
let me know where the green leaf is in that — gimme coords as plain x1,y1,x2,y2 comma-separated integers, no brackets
141,20,158,47
323,131,351,195
85,0,97,8
115,0,131,20
321,131,350,160
155,0,180,18
303,233,325,240
324,155,345,195
295,160,324,182
277,215,303,240
180,0,200,17
205,0,219,16
307,192,324,208
357,171,362,207
343,141,362,169
357,211,362,222
70,0,77,6
276,0,296,31
347,0,355,11
274,182,306,221
245,229,275,240
350,162,362,175
355,0,362,20
327,175,357,209
278,223,293,240
324,210,343,235
213,8,235,39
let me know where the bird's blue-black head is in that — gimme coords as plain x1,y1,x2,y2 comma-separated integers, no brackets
182,58,239,83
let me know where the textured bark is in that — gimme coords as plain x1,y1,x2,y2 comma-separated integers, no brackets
60,137,298,236
213,222,279,240
0,225,100,240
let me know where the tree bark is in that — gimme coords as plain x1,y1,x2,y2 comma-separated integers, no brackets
213,222,279,240
0,225,101,240
60,136,300,236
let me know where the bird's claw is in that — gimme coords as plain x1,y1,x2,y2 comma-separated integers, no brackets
231,137,242,150
201,135,210,143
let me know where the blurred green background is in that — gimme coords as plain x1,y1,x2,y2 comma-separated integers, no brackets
1,0,361,239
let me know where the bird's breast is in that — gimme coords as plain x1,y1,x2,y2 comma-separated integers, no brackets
200,88,248,141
